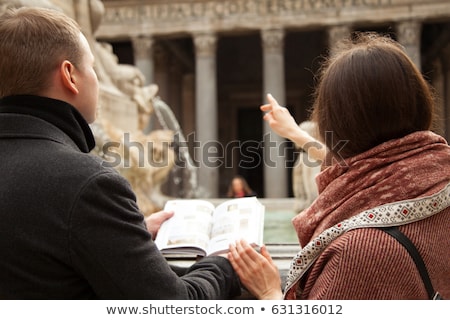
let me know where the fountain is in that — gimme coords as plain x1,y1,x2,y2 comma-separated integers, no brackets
146,97,199,199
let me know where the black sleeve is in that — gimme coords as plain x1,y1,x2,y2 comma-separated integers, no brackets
68,171,241,299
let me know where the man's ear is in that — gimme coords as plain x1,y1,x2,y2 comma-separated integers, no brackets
60,60,79,94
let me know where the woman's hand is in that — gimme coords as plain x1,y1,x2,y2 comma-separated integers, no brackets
261,93,326,161
260,93,300,141
228,239,283,300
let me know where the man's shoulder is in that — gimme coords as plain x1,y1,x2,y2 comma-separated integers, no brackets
58,150,122,179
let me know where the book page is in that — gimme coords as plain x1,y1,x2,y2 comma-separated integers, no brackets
206,197,264,255
154,200,215,255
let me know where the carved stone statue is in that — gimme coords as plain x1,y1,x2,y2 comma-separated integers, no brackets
82,0,177,216
292,121,321,212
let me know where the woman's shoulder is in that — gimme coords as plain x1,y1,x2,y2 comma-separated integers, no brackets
324,227,408,258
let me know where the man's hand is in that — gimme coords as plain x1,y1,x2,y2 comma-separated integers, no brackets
144,210,174,240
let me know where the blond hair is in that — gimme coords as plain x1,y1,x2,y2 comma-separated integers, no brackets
0,7,82,97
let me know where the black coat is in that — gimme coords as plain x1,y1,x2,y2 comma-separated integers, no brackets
0,95,241,299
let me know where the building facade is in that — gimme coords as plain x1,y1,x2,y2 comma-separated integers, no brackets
96,0,450,198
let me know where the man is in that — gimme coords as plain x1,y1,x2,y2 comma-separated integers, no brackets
0,6,241,299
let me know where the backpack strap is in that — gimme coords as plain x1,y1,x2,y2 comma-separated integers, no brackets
380,226,442,300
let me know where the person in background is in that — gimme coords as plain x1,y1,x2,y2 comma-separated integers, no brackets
228,33,450,300
227,175,257,198
0,6,241,299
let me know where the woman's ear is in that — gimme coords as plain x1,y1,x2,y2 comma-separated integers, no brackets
60,60,79,94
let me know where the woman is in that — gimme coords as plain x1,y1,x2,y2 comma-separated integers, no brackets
227,175,256,198
228,33,450,300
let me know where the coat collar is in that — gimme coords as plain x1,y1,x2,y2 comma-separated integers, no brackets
0,95,95,153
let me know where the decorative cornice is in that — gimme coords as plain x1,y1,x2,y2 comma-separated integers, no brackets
96,0,450,40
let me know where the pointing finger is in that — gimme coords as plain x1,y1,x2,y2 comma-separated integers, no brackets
267,93,281,111
260,104,271,112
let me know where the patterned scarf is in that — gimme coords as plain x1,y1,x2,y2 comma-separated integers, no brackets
285,130,450,298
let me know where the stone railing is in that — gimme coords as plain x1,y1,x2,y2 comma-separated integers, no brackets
166,242,300,299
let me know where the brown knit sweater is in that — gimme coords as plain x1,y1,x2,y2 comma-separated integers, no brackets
286,131,450,299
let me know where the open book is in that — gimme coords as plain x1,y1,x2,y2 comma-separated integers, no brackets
154,197,265,257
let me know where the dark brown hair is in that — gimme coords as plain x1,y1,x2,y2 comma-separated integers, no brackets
227,175,254,198
311,32,435,160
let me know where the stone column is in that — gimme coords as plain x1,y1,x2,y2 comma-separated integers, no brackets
153,43,170,102
261,28,288,198
431,59,446,137
328,25,351,55
131,35,154,85
193,32,219,198
441,45,450,142
396,20,422,70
